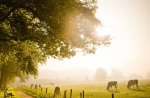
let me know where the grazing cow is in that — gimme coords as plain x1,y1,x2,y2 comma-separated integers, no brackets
127,79,139,89
54,87,61,98
107,81,117,90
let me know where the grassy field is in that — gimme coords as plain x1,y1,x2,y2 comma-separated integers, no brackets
21,80,150,98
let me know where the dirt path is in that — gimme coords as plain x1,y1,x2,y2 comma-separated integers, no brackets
16,90,32,98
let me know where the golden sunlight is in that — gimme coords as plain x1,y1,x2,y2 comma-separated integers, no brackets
95,27,110,37
39,0,150,82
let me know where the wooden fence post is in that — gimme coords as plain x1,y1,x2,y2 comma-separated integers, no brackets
112,93,114,98
64,90,67,98
46,88,47,93
82,90,84,98
70,89,72,98
80,92,82,98
31,84,33,89
41,87,42,92
35,84,37,91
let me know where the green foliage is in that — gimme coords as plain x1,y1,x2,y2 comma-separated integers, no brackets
0,0,110,58
0,40,45,89
0,0,110,89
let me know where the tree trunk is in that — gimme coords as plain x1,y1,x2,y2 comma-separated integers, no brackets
0,67,7,90
0,68,3,89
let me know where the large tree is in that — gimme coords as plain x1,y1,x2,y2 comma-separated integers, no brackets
0,0,110,88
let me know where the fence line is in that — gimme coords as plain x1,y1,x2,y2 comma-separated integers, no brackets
22,85,115,98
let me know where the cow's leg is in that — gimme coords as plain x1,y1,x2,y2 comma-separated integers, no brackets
128,84,131,89
115,85,117,91
129,85,131,89
109,86,110,90
136,84,139,90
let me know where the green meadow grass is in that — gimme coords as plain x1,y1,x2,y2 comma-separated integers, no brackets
21,80,150,98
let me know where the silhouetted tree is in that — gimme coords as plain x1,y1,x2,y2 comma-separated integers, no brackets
95,68,107,81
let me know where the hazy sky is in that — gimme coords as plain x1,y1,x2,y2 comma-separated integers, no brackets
39,0,150,77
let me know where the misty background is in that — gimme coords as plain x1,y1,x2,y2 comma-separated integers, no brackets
32,0,150,83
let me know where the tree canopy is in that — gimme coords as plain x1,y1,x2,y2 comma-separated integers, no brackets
0,0,110,89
